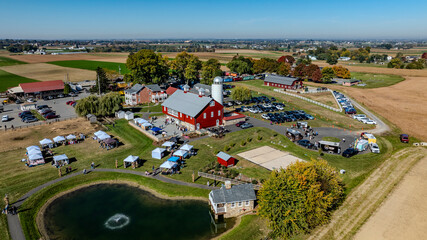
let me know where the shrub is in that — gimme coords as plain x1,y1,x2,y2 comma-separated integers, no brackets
224,146,230,152
247,137,252,142
252,179,258,184
257,135,263,141
241,140,246,146
229,169,239,178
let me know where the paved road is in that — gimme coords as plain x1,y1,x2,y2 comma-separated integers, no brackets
349,97,391,135
7,168,217,240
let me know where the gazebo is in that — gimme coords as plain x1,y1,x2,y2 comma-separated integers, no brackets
53,154,69,167
172,150,188,159
66,134,77,144
39,138,54,149
53,136,66,145
151,148,166,159
123,155,140,168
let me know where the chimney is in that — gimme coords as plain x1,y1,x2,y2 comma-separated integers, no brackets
198,88,205,97
225,181,232,189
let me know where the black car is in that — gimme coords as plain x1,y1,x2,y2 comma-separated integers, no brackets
297,139,314,149
37,105,49,110
342,148,358,158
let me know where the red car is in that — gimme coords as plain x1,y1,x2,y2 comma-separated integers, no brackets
235,121,246,127
400,134,409,143
45,112,59,119
66,101,76,105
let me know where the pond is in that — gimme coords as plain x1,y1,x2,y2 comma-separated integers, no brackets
43,184,230,240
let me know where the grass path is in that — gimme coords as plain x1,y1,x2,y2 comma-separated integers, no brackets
307,146,426,240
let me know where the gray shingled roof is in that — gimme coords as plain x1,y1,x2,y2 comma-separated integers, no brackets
264,74,299,86
161,90,213,118
210,184,256,204
146,84,162,92
125,84,143,94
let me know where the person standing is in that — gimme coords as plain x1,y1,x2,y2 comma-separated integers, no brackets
91,162,95,169
342,138,346,143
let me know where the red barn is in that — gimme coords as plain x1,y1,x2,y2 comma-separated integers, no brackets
16,80,64,98
216,152,235,167
264,74,303,90
161,89,224,130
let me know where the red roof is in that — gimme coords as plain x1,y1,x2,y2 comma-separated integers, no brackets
20,80,64,93
223,112,246,121
166,86,179,95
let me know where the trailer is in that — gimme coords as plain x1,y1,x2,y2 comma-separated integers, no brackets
286,129,303,141
318,141,341,154
242,75,255,81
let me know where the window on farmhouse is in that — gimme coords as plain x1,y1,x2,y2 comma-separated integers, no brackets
231,202,235,208
245,201,250,206
238,202,242,207
218,110,221,116
167,108,178,117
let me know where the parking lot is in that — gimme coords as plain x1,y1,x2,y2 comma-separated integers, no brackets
1,92,89,129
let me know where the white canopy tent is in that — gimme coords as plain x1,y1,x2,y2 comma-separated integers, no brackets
53,136,66,143
28,153,44,161
66,134,77,140
180,144,193,151
173,149,188,158
53,154,69,166
39,138,53,146
26,145,41,152
123,155,140,168
160,161,177,169
162,141,175,148
94,131,110,140
151,148,166,159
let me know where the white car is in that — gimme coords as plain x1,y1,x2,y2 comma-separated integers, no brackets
2,115,9,122
370,143,380,153
353,114,366,120
261,114,270,120
276,105,284,110
248,108,258,113
359,117,369,123
365,119,377,125
27,98,35,103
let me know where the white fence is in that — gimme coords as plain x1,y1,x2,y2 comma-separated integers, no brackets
273,89,342,112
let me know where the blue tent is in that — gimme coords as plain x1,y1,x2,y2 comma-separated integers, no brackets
167,156,180,162
151,127,162,132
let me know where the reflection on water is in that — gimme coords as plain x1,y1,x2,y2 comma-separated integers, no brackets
43,184,233,240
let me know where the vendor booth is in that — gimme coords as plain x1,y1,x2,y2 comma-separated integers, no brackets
318,141,341,154
39,138,54,149
53,154,69,167
123,155,140,168
161,141,175,150
94,131,111,141
66,134,77,144
361,133,376,144
167,156,180,162
101,138,118,150
53,136,66,146
180,144,193,151
286,129,303,141
160,160,177,169
152,148,166,159
172,149,188,159
26,146,45,166
355,139,369,152
141,122,153,130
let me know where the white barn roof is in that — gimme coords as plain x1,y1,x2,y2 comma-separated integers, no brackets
162,90,213,118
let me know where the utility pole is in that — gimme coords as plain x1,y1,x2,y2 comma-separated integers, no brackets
98,75,101,96
118,65,121,75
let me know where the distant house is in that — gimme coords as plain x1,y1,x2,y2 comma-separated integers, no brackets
264,74,303,90
166,86,179,96
209,182,256,218
216,151,235,167
140,84,167,103
339,57,351,61
342,79,360,86
124,111,134,120
308,55,317,61
124,84,144,105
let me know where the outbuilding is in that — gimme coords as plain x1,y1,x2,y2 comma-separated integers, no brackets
125,111,134,120
216,152,235,167
264,74,303,90
151,147,167,159
86,114,97,123
115,110,125,119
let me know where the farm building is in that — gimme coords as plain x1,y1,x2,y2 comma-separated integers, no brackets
166,86,179,96
124,111,134,120
9,80,64,98
209,182,256,219
223,112,246,126
161,89,224,130
264,74,303,90
342,79,360,86
115,110,125,119
125,84,167,105
216,151,235,167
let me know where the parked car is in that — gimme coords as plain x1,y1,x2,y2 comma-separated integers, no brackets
19,111,32,117
15,99,23,104
342,148,358,158
66,101,74,105
57,94,64,98
36,105,49,110
240,122,253,129
2,115,9,122
235,121,246,127
297,139,314,149
370,143,380,153
345,108,357,114
27,98,35,103
45,112,59,119
24,117,38,123
261,114,270,120
400,134,409,143
353,114,366,120
365,119,377,125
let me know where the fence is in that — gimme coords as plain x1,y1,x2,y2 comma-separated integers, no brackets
198,172,261,190
3,116,80,131
273,89,342,112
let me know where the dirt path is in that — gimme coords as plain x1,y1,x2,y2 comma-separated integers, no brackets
354,154,427,240
307,146,427,240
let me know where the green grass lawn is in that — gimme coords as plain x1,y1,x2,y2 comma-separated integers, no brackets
220,215,268,240
47,60,130,74
0,69,39,92
351,72,405,88
322,136,341,142
0,56,27,67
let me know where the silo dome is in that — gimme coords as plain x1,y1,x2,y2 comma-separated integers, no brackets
213,76,223,84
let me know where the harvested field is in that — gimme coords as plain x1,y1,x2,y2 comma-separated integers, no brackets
0,63,96,82
0,118,98,152
304,91,339,108
354,154,427,240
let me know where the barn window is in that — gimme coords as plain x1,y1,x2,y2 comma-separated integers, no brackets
203,113,206,119
218,110,221,116
210,101,215,106
211,111,213,117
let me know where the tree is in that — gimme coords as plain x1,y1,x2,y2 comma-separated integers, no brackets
201,59,222,85
296,57,312,65
231,86,252,102
125,49,169,84
292,64,306,78
326,55,338,65
406,59,426,69
226,56,253,74
387,58,404,69
104,68,120,80
92,67,109,94
63,84,71,95
277,62,291,76
75,95,100,116
278,55,295,65
75,93,123,117
253,58,278,74
258,159,344,239
304,64,320,80
171,51,202,83
332,66,351,79
422,52,427,59
311,69,322,82
321,67,335,83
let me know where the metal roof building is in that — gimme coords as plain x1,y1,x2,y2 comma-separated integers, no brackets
162,90,213,118
209,184,256,204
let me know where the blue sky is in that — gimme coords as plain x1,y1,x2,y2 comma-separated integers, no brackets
1,0,426,39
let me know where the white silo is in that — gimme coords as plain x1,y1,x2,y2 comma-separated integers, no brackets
211,76,224,105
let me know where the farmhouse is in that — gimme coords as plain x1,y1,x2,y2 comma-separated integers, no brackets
125,84,167,105
342,79,360,86
161,89,224,130
264,74,303,90
209,182,256,219
9,80,64,98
